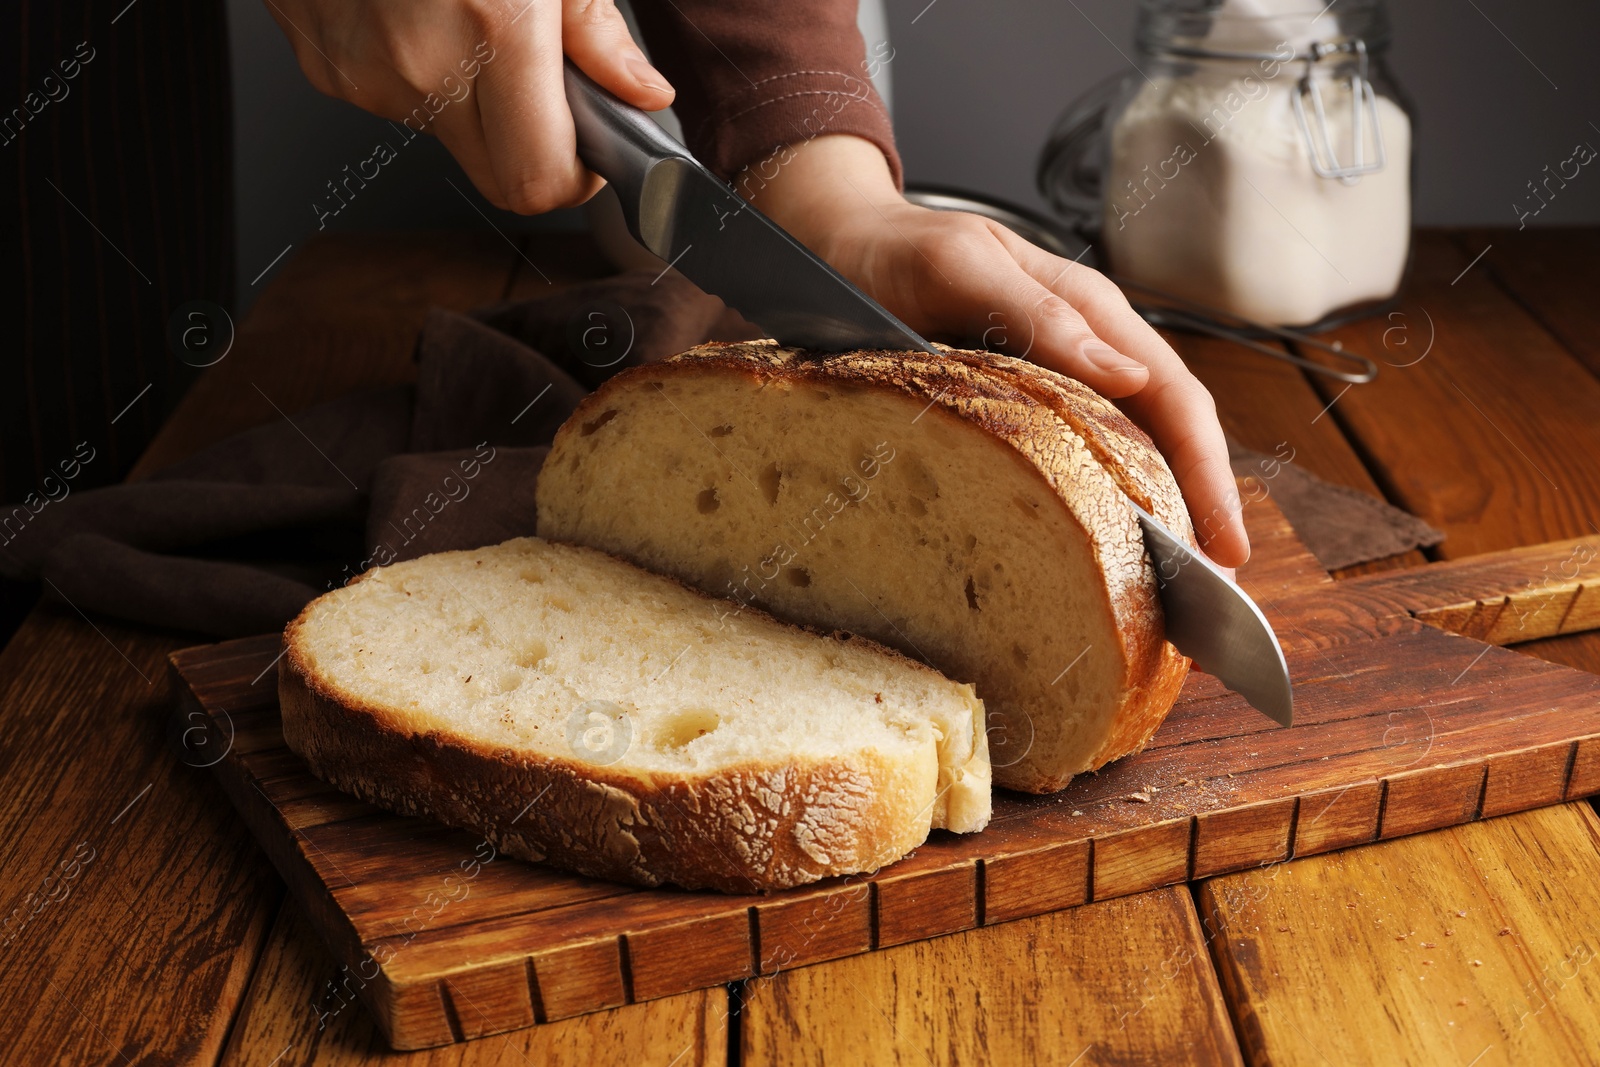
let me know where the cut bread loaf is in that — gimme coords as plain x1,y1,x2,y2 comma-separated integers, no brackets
280,536,990,892
535,342,1193,792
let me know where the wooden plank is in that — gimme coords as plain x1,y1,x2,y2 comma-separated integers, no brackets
1462,226,1600,736
1306,233,1600,558
1231,488,1333,599
755,880,873,972
1373,226,1600,682
1168,331,1428,577
874,847,980,947
740,886,1243,1066
1465,227,1600,379
1192,798,1295,879
1169,333,1396,500
0,609,281,1065
218,898,726,1064
627,910,754,1002
982,838,1089,926
1569,737,1600,800
1199,802,1600,1066
1336,534,1600,644
1520,631,1600,676
1293,782,1383,857
1482,743,1573,818
1202,228,1600,1067
1093,819,1192,899
1380,763,1487,839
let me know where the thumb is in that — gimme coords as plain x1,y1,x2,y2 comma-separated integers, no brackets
562,0,674,111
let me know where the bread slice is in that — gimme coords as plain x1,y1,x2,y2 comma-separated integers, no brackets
535,341,1192,792
280,536,990,892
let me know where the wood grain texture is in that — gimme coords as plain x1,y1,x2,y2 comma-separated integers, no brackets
1305,233,1600,558
1408,230,1600,705
167,496,1600,1046
1462,227,1600,378
1200,802,1600,1067
0,608,280,1066
1336,534,1600,644
1195,227,1600,1067
218,898,726,1066
1520,631,1600,676
739,887,1244,1067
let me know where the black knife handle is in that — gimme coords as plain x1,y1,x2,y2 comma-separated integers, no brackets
563,61,691,218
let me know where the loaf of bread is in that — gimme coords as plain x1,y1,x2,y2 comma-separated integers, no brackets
536,342,1193,792
280,537,990,892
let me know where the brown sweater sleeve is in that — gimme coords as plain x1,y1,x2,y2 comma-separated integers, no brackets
628,0,902,191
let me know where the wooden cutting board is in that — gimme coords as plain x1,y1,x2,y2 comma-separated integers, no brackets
168,499,1600,1050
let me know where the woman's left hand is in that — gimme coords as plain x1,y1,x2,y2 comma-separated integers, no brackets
750,134,1249,569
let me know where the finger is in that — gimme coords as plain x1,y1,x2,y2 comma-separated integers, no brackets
266,8,351,101
975,226,1151,395
1120,375,1250,567
429,94,511,210
1016,285,1153,399
992,226,1186,384
562,0,674,110
907,223,1151,396
996,232,1249,565
476,4,601,214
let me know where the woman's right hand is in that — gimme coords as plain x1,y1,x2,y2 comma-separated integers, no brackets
264,0,674,212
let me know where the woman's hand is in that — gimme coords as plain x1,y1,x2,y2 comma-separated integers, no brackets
749,134,1249,568
264,0,673,213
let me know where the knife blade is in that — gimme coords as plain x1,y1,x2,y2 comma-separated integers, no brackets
564,64,936,354
563,62,1292,726
1133,504,1294,726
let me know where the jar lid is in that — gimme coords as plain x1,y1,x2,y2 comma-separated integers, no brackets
1137,0,1392,58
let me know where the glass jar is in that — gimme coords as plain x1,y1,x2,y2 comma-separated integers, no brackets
1038,0,1415,328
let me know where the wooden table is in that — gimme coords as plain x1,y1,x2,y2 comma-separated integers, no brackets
4,229,1599,1065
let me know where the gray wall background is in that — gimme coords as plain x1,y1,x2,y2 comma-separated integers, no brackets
230,0,1600,307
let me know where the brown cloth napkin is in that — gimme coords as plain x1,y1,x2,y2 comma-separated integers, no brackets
0,268,1440,637
0,271,749,636
1228,440,1444,571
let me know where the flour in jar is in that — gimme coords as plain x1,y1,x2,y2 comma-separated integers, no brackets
1101,1,1410,326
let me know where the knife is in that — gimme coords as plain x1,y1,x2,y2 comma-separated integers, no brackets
1132,505,1294,725
563,64,935,354
563,63,1293,727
